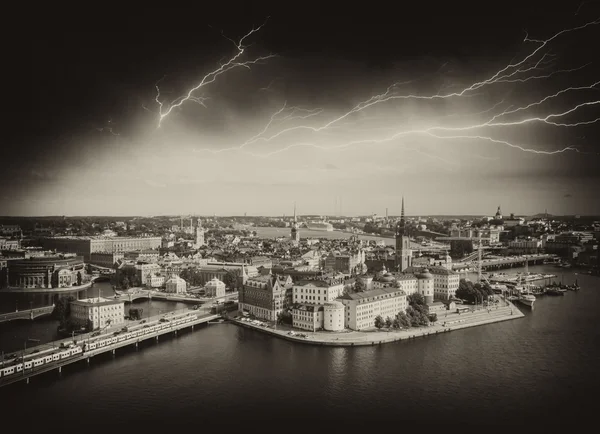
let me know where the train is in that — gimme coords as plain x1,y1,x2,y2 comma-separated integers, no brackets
0,312,198,380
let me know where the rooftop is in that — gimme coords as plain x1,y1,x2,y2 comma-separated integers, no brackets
71,297,123,307
339,287,405,301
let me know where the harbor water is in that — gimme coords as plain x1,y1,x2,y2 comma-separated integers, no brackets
0,266,598,426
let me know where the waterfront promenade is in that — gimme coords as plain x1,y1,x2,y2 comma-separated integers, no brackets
231,300,524,347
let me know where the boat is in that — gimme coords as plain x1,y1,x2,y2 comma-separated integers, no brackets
305,221,334,231
545,288,564,296
517,290,536,308
567,279,580,291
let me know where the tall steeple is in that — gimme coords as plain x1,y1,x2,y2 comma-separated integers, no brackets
395,196,411,272
291,202,300,243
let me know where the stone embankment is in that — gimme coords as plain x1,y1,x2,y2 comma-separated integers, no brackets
231,302,524,347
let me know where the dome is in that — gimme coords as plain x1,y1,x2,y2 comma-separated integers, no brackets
381,273,395,282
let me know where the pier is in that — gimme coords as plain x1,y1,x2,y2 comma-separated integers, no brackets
0,309,221,388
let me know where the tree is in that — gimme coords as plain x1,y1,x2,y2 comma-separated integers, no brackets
392,317,401,329
121,276,130,290
385,316,393,328
52,296,75,328
374,315,385,329
428,313,438,324
456,279,477,304
354,278,366,293
76,271,82,286
396,311,411,328
408,293,426,307
223,271,238,289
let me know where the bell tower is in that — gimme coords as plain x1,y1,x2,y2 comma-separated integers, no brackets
395,197,411,272
291,202,300,243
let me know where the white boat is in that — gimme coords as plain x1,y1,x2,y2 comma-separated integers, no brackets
517,292,536,309
305,221,334,231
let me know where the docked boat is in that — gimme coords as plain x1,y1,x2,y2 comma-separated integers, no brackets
517,290,536,308
545,288,564,296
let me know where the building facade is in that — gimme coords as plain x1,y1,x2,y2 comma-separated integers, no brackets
204,277,226,298
292,278,346,305
165,276,187,293
239,275,286,321
6,255,86,289
70,297,125,330
292,304,323,331
339,288,408,331
40,236,162,261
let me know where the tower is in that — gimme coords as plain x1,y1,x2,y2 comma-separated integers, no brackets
291,202,300,243
495,206,503,220
395,197,411,272
195,219,206,247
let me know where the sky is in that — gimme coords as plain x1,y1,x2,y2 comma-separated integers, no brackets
9,3,600,217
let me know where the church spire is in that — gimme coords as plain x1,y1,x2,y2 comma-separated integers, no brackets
401,196,405,222
293,201,297,222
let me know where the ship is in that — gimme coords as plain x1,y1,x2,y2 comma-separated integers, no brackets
517,289,536,308
305,221,334,231
545,287,564,296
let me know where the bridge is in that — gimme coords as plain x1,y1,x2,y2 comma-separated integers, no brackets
452,254,554,271
114,289,239,305
0,306,54,324
0,308,224,388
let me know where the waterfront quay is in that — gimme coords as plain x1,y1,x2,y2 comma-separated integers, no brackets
0,307,221,388
230,299,524,347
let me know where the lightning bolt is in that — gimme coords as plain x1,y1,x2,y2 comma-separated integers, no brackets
155,19,276,127
211,17,600,159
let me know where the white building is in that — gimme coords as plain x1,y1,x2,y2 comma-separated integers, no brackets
204,277,226,298
292,278,346,304
292,304,324,331
338,288,407,331
323,301,345,331
165,276,187,294
70,297,125,331
405,266,458,301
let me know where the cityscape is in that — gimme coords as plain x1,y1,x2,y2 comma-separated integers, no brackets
5,3,600,427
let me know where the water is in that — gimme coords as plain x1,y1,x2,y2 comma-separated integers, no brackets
253,226,396,245
0,267,598,426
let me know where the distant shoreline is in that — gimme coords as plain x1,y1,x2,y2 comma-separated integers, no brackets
230,301,524,347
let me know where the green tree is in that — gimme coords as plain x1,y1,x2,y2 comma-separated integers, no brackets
392,317,400,329
456,279,477,304
385,316,393,328
223,271,238,289
408,293,426,307
374,315,385,329
121,276,130,290
396,311,411,328
52,296,75,328
354,278,366,293
428,313,438,324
